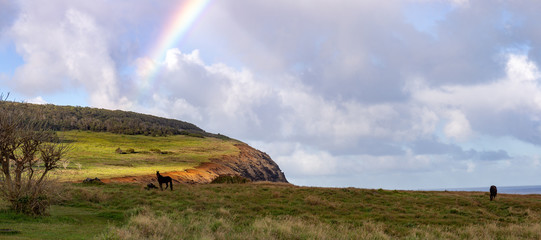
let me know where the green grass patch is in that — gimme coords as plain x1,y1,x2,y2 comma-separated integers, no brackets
51,131,239,181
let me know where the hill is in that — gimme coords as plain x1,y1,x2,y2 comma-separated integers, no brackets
0,101,287,183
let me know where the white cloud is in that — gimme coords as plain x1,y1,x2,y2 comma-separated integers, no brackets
10,5,120,108
444,110,472,141
27,96,46,104
506,54,541,83
408,53,541,143
275,145,338,176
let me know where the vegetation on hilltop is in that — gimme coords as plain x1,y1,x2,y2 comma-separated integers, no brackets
0,101,209,137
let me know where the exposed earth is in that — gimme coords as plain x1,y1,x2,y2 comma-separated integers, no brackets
101,144,288,184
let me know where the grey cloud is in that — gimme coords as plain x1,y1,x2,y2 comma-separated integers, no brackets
470,109,541,146
323,138,405,156
0,0,17,34
411,137,511,161
454,149,510,161
411,138,463,155
192,1,519,104
477,150,510,161
411,138,512,161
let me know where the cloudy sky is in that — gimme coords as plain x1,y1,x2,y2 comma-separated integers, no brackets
2,0,541,189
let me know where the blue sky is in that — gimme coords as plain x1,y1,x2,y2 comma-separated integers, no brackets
2,0,541,189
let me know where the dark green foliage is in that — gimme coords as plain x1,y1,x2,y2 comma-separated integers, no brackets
211,175,251,184
12,195,49,216
215,133,231,140
0,101,209,137
179,131,205,138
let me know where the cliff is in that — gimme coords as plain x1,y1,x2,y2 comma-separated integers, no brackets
104,143,288,184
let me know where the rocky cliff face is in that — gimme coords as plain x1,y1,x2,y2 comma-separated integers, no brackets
104,144,288,184
212,144,288,182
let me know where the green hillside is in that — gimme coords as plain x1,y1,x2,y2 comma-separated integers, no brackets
52,131,239,181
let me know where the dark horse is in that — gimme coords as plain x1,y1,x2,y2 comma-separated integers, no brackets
156,171,173,191
490,185,497,201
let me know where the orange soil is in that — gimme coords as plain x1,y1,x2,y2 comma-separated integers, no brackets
100,161,237,184
100,144,259,184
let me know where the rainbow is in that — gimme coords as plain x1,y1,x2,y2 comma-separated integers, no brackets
141,0,212,83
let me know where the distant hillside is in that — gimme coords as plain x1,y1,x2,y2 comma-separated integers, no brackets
0,101,211,137
0,101,287,183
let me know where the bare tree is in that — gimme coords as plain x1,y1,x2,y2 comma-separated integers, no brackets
0,95,69,215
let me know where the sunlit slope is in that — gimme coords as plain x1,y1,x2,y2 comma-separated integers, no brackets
51,131,239,181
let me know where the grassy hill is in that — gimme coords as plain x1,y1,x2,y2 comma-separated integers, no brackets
53,131,239,181
1,183,541,239
0,101,287,183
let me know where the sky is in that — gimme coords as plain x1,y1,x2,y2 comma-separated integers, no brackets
1,0,541,190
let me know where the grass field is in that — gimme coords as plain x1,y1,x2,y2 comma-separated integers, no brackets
50,131,239,181
1,182,541,239
2,131,541,239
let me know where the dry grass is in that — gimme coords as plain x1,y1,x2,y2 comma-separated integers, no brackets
101,210,541,240
99,207,391,240
3,182,541,239
304,195,341,209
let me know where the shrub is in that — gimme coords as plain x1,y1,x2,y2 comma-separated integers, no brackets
180,131,205,138
215,133,230,140
210,175,251,184
126,148,135,154
0,98,70,215
115,147,124,154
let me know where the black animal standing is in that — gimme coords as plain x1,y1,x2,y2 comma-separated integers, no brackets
490,185,497,201
156,171,173,191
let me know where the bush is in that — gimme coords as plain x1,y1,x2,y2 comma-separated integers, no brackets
180,131,204,138
215,133,230,140
210,175,251,184
115,147,124,154
126,148,135,154
0,98,70,215
13,195,49,215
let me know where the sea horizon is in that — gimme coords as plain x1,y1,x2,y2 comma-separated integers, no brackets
428,185,541,195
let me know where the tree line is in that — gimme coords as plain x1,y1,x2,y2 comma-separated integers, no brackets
0,101,207,136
